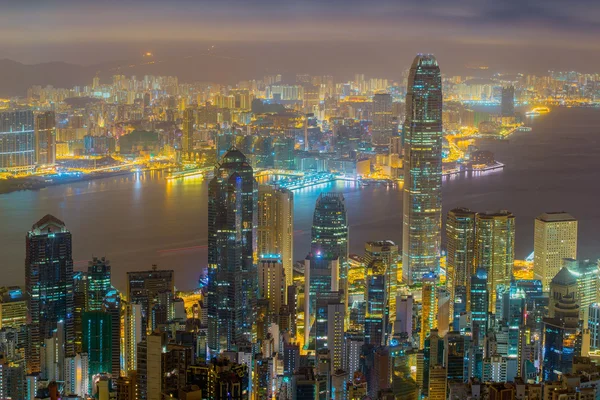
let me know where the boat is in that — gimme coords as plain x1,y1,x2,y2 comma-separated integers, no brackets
517,126,532,132
525,111,540,117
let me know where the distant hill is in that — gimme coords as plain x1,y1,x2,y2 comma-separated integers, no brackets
0,59,94,97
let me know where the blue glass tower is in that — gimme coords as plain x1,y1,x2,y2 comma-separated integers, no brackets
207,148,258,354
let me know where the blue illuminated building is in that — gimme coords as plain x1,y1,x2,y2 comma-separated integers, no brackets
0,109,35,172
207,148,258,354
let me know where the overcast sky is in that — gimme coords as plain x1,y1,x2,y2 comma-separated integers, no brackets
2,0,599,75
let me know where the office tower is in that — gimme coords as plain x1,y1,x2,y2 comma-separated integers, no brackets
258,256,286,315
327,301,346,374
137,332,166,400
534,212,577,290
41,321,65,381
446,208,476,326
548,267,578,318
25,215,75,373
365,261,387,346
437,288,451,337
123,303,143,374
303,254,340,347
420,272,439,349
162,344,193,394
0,287,27,329
372,93,394,145
343,331,364,379
34,111,56,166
564,259,599,320
87,257,111,312
428,365,447,400
364,241,399,322
182,108,194,154
471,268,489,345
82,311,112,392
292,367,327,399
542,292,580,381
475,210,515,312
402,54,443,284
127,267,174,332
445,331,466,382
257,185,294,290
284,342,300,375
102,291,121,379
501,86,515,117
0,109,35,171
207,148,258,354
311,193,349,264
588,304,600,350
311,193,349,306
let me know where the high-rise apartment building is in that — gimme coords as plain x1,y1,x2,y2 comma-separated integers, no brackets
258,256,286,316
420,272,439,349
25,215,75,373
124,302,143,374
372,93,394,145
257,185,294,290
534,212,577,290
34,111,56,166
475,210,515,312
446,208,476,325
402,54,443,284
137,332,166,400
181,108,194,155
207,148,258,354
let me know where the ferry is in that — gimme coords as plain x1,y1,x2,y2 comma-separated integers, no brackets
517,126,533,132
525,110,540,117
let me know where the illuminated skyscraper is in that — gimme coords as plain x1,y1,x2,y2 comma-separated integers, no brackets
471,268,489,346
563,258,598,320
311,193,349,304
207,148,258,354
257,185,294,290
371,93,394,145
123,302,143,374
365,260,387,346
34,111,56,166
86,257,111,312
402,54,443,284
446,208,476,326
534,212,577,290
0,110,36,172
26,215,75,373
475,210,515,312
181,108,194,156
501,86,515,117
420,273,439,349
127,267,174,333
364,241,398,322
82,311,112,393
102,291,121,379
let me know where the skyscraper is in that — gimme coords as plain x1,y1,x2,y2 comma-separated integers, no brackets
25,215,75,373
446,208,476,326
127,267,174,333
86,257,111,312
534,212,577,290
258,256,286,316
471,268,489,346
364,241,398,322
0,109,36,172
123,302,143,374
371,93,394,145
475,210,515,312
501,86,515,117
207,148,258,354
365,260,387,346
402,54,443,284
257,185,294,290
34,111,56,166
82,311,112,392
181,108,194,155
311,192,349,304
420,272,439,349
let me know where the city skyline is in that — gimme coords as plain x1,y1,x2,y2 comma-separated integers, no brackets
1,4,600,395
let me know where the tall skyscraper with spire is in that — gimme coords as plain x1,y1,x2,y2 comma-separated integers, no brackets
402,54,443,284
207,148,258,355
